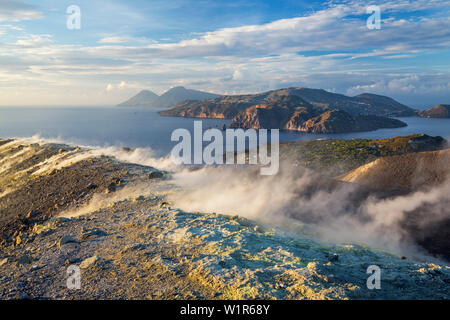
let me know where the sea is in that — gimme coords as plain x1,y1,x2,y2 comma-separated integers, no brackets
0,106,449,157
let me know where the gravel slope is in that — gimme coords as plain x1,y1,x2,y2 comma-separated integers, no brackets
0,139,449,300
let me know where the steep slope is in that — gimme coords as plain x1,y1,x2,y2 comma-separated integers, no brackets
229,95,407,133
338,149,450,192
353,93,414,116
232,106,407,133
298,110,406,134
157,86,220,109
1,139,449,300
338,149,450,260
417,104,450,118
117,90,159,107
279,134,447,177
278,89,415,116
159,97,249,119
230,95,321,130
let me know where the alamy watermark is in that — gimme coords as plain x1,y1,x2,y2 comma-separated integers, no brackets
66,265,81,290
366,265,381,289
171,121,279,175
366,5,381,30
66,5,81,30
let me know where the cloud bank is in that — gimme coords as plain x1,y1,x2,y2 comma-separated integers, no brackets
0,0,449,106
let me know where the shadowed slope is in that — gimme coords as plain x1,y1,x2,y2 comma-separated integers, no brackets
338,149,450,192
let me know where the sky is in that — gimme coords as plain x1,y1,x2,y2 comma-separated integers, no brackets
0,0,449,107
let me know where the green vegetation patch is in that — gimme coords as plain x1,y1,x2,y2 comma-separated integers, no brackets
279,134,446,176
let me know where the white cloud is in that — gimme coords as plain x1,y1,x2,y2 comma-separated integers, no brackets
0,0,449,106
98,37,130,44
15,34,52,47
347,74,450,96
86,1,448,59
118,81,127,89
232,70,244,80
97,36,156,44
104,81,134,93
0,0,44,22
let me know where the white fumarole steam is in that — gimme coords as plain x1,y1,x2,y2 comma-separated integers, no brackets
169,160,450,261
14,135,449,261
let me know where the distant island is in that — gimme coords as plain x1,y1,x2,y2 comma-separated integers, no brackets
417,104,450,118
117,86,220,109
159,87,413,133
119,86,448,134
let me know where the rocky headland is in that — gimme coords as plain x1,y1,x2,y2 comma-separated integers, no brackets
159,88,414,133
417,104,450,118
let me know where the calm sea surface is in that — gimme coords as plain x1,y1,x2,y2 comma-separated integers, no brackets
0,107,449,156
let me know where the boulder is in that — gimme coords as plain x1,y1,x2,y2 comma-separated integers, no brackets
0,258,8,267
80,255,100,269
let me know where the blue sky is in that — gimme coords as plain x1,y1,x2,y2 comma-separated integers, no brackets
0,0,449,107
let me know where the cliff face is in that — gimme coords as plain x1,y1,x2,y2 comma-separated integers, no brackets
337,149,450,260
160,87,412,133
338,149,450,191
230,95,322,130
418,104,450,118
228,96,407,133
300,110,359,133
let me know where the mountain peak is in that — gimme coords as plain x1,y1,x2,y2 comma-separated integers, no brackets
117,89,159,107
160,86,414,133
165,86,187,92
118,86,220,109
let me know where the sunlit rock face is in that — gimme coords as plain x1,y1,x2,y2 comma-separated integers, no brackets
418,104,450,118
161,88,412,133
